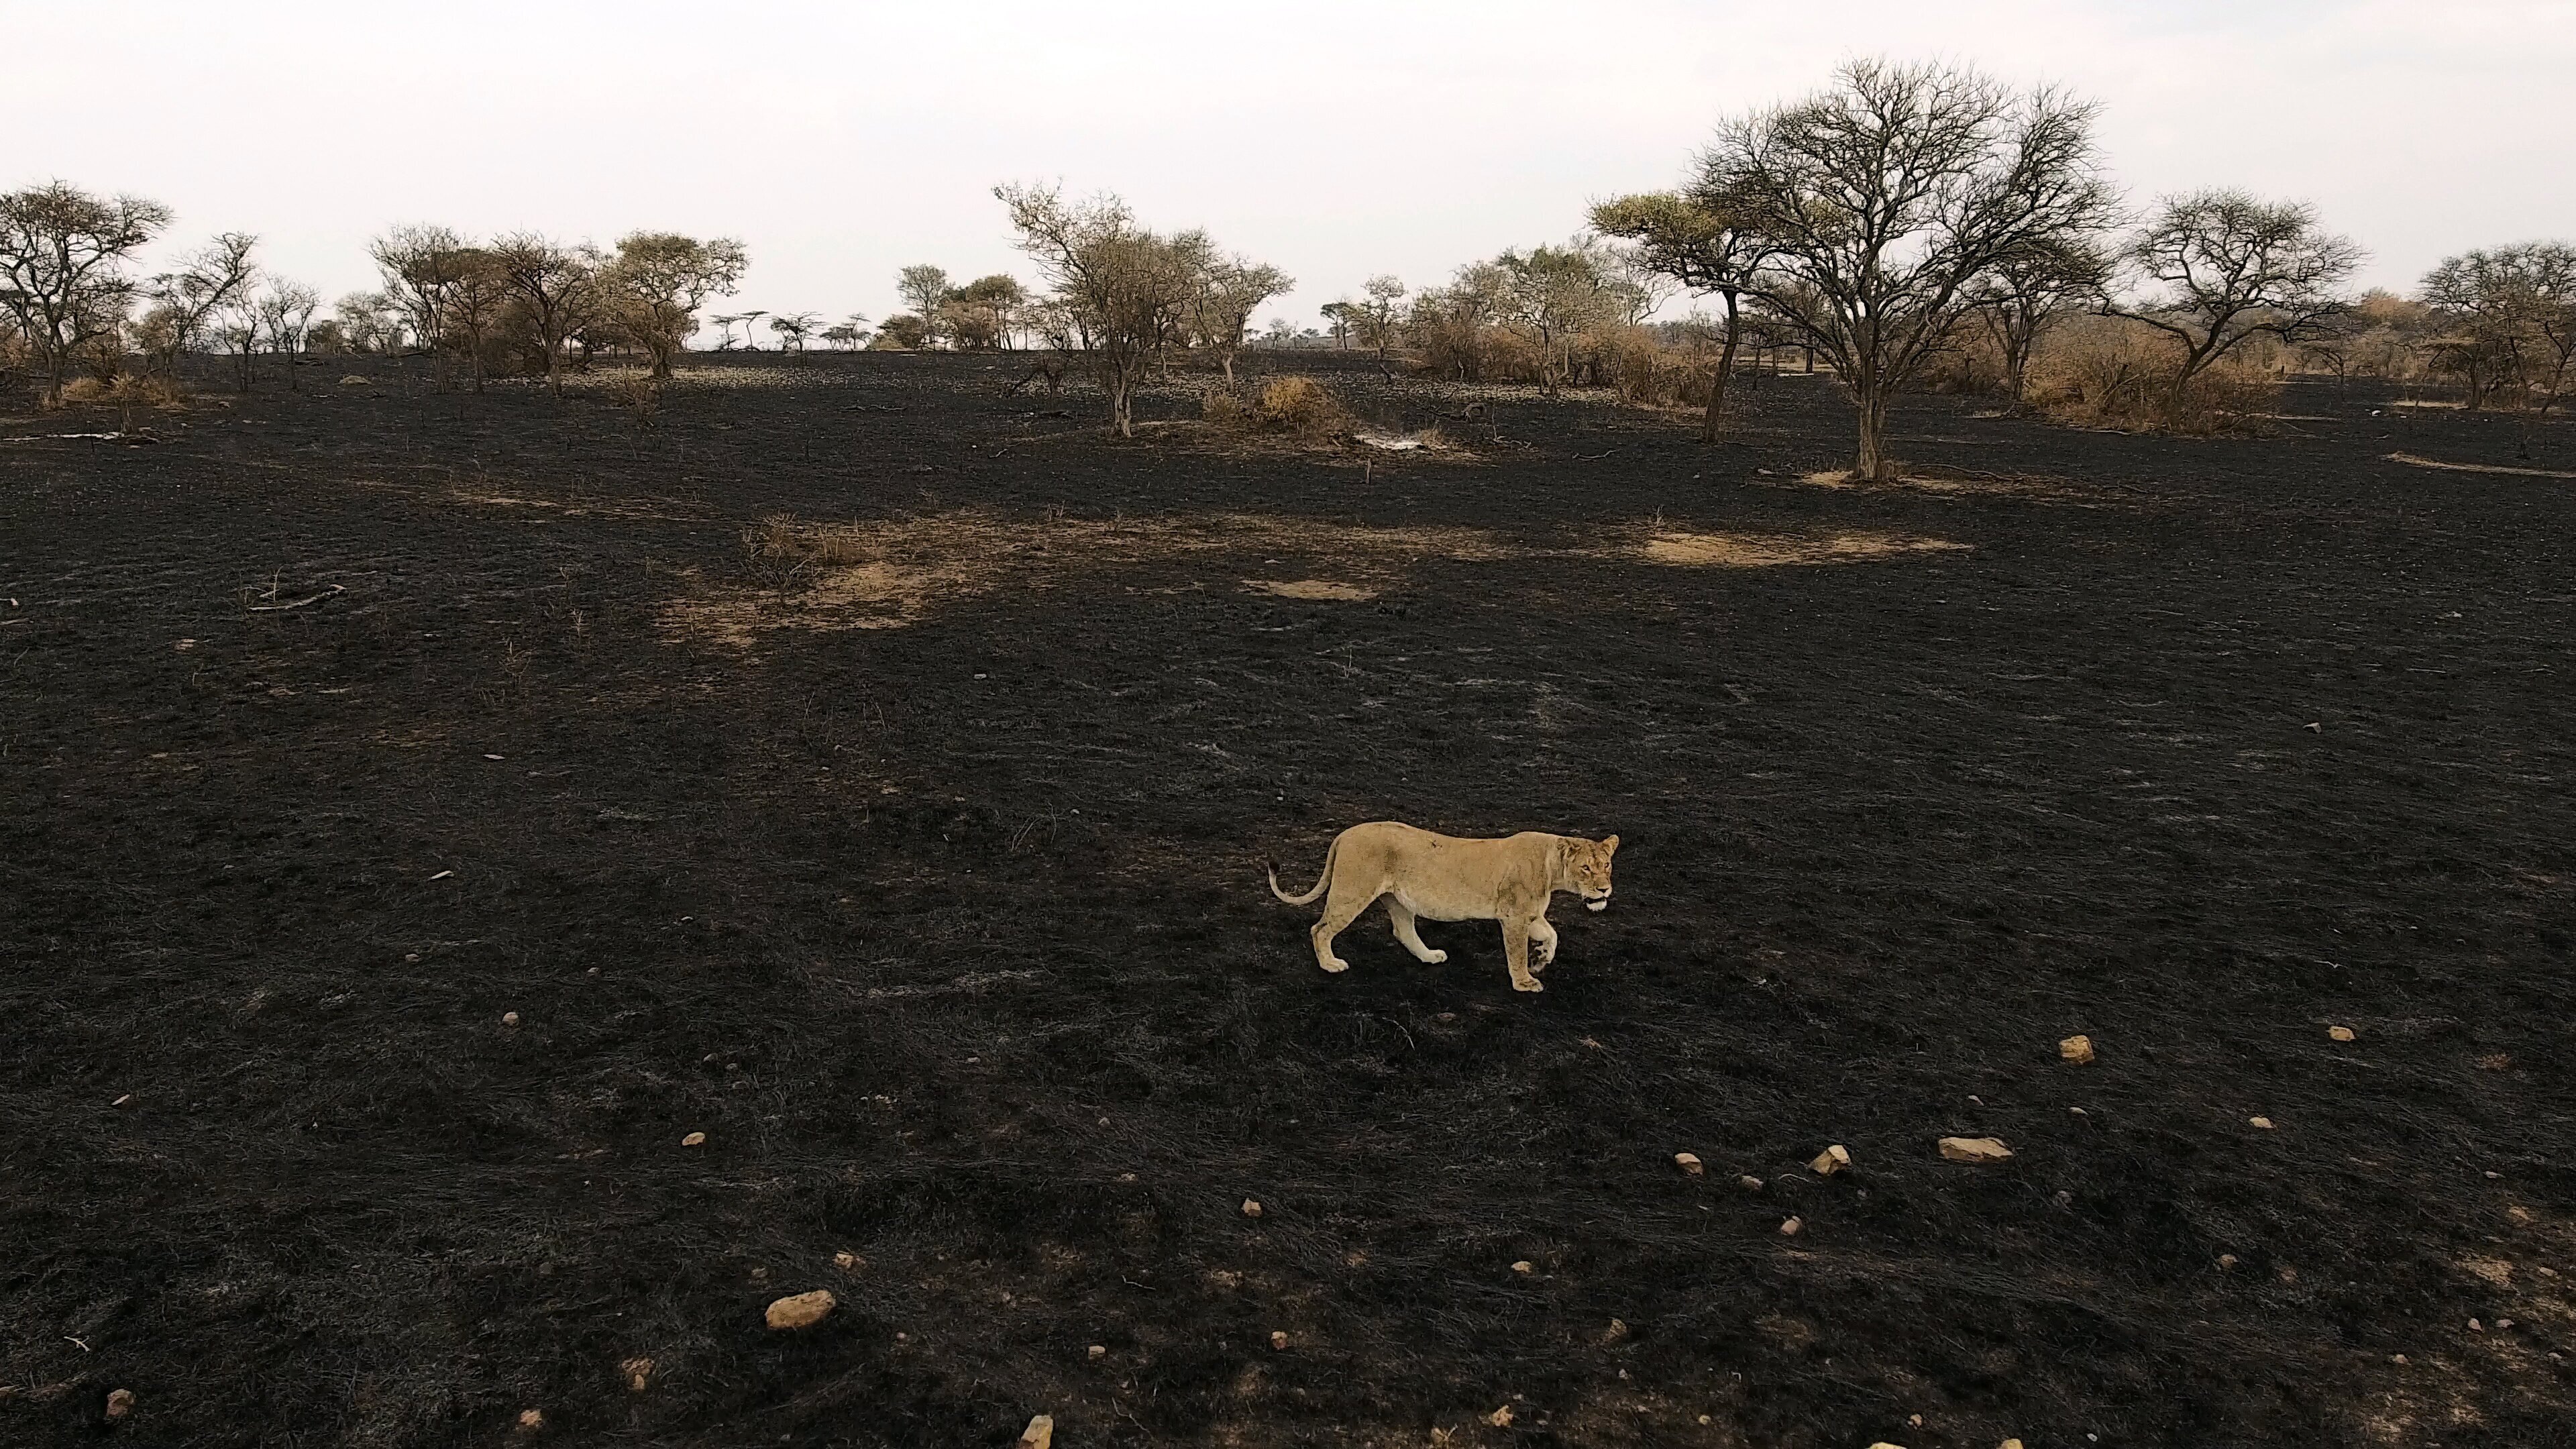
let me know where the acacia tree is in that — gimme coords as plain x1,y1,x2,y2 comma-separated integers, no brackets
1703,59,2118,478
2110,190,2363,396
941,276,1026,350
0,182,173,403
1592,192,1768,439
1185,252,1291,381
442,248,512,392
255,281,321,389
1493,242,1629,396
896,264,953,347
492,232,598,396
333,292,402,354
1968,234,2108,407
2420,244,2576,418
141,231,259,380
370,224,472,382
768,311,820,353
596,231,748,377
995,182,1197,437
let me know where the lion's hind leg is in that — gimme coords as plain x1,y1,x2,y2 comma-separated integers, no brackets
1310,877,1378,975
1386,900,1448,965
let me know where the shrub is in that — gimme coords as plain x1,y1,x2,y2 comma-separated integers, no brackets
2027,317,2277,435
1254,376,1346,435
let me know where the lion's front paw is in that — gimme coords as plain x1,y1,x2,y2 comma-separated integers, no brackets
1424,949,1448,965
1510,974,1545,993
1320,957,1350,973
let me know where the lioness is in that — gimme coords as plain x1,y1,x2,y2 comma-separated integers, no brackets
1266,822,1619,993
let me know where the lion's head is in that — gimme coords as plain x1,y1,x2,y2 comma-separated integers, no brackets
1568,835,1620,911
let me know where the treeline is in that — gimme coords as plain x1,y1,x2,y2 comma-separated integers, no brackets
1277,61,2571,470
7,56,2572,464
0,184,748,404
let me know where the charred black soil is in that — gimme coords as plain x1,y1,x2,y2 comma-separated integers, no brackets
5,353,2573,1448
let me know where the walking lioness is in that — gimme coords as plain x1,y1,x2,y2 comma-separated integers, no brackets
1266,822,1619,992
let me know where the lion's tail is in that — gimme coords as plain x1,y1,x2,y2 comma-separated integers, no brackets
1266,837,1338,906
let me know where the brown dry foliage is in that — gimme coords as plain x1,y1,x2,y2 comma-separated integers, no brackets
674,511,1967,647
2027,317,2279,434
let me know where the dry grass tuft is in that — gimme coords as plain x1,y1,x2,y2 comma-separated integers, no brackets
1631,531,1972,568
669,510,1966,646
1203,376,1350,438
1241,579,1379,601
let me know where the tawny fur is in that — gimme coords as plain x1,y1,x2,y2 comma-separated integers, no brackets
1266,822,1619,993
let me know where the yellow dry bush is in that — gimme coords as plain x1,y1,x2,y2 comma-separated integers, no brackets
2028,317,2278,435
1253,376,1346,435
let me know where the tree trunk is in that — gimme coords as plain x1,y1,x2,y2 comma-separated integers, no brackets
1701,290,1741,444
1853,376,1893,480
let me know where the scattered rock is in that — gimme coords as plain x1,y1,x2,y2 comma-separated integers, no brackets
1487,1405,1514,1428
338,374,370,388
1270,1330,1289,1350
1088,1344,1106,1360
2508,1205,2534,1224
1241,1198,1263,1218
682,1131,706,1147
2469,1317,2484,1332
2328,1025,2356,1042
1018,1414,1054,1449
1778,1216,1803,1236
515,1407,543,1432
621,1356,653,1392
2390,1353,2408,1364
834,1251,862,1271
112,1094,132,1109
1511,1260,1535,1275
1810,1144,1851,1176
502,1012,521,1027
2059,1034,2095,1065
1737,1175,1764,1193
2249,1116,2275,1130
2218,1254,2239,1271
105,1388,135,1420
765,1289,836,1331
1939,1136,2014,1164
2002,1441,2026,1449
1603,1318,1629,1343
1674,1152,1705,1177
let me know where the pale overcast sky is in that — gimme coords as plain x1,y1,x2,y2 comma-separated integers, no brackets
9,1,2573,331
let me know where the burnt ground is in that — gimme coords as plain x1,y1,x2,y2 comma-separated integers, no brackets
3,349,2573,1449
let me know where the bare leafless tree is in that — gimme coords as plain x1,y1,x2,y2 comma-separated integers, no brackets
370,224,472,383
2110,191,2363,395
492,233,599,396
1593,192,1768,439
0,182,173,404
333,292,402,354
995,183,1197,437
1968,234,2109,408
1703,59,2118,478
255,281,321,389
142,231,258,380
443,248,512,392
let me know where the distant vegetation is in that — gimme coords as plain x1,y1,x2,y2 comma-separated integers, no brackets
5,57,2571,469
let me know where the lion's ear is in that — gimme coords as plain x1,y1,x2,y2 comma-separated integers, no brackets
1601,835,1620,854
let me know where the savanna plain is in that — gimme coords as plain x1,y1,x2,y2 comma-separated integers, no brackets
5,353,2573,1448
